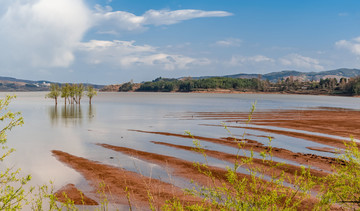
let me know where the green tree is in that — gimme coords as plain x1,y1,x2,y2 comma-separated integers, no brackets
86,86,97,105
0,96,30,210
75,84,85,104
69,84,77,104
46,84,60,105
61,83,71,105
119,82,133,92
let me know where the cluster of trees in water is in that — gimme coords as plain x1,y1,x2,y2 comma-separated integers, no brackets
117,76,360,95
46,83,97,105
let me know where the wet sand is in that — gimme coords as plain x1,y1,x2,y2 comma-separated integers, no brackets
190,108,360,139
150,141,328,178
130,129,341,172
55,183,98,205
200,123,349,149
98,143,321,210
306,147,340,153
52,150,201,208
51,107,357,209
97,143,254,186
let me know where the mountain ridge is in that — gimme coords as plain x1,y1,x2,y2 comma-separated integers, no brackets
186,68,360,82
0,76,104,91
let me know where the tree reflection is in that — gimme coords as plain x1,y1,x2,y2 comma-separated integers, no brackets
48,104,95,126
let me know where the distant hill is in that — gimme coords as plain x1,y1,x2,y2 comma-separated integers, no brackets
186,68,360,82
0,76,104,91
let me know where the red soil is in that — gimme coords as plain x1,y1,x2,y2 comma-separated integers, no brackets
130,129,341,172
55,183,98,205
150,141,328,178
52,150,201,208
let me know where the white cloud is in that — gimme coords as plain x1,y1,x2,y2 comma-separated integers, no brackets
279,54,324,70
93,6,145,33
77,40,210,70
93,5,233,34
230,55,274,66
0,2,230,71
215,38,242,47
335,37,360,55
142,9,232,26
0,0,91,69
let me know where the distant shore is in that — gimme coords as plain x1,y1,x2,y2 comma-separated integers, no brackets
100,88,355,97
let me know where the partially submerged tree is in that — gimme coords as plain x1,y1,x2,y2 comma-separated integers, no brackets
75,84,85,104
69,84,76,104
61,83,71,105
46,84,60,105
86,86,97,105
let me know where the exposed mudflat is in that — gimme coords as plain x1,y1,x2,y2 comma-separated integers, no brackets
52,150,201,208
55,183,98,205
51,107,357,209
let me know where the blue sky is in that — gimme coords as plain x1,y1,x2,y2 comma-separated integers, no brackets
0,0,360,84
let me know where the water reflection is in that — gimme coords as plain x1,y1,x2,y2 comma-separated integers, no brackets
48,104,95,126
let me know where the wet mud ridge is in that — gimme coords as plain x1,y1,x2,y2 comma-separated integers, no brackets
51,107,356,208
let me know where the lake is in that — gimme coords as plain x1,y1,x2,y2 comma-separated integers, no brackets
2,92,359,195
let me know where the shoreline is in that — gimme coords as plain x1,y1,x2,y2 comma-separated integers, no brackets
99,89,357,98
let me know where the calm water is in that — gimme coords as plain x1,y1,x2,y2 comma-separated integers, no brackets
2,92,359,189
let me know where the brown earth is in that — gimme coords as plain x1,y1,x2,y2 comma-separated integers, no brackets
150,141,328,178
98,143,321,210
55,183,98,205
201,123,348,150
130,129,342,172
52,107,356,209
189,108,360,139
306,147,340,154
52,150,202,209
97,143,253,187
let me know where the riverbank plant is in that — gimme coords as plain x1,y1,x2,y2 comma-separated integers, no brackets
0,96,29,210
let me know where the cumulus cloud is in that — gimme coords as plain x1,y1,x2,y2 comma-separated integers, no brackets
215,38,242,47
0,1,231,80
0,0,91,69
279,54,324,70
93,5,233,34
77,40,210,70
229,55,274,66
335,37,360,56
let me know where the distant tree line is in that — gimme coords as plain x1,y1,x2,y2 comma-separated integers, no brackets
116,76,360,96
121,77,259,92
46,83,97,105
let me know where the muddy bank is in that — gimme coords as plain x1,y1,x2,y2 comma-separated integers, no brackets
189,108,360,139
129,129,261,148
130,129,341,172
52,150,201,208
98,143,322,210
306,147,340,154
150,141,328,178
55,183,98,205
203,124,348,149
97,143,253,186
